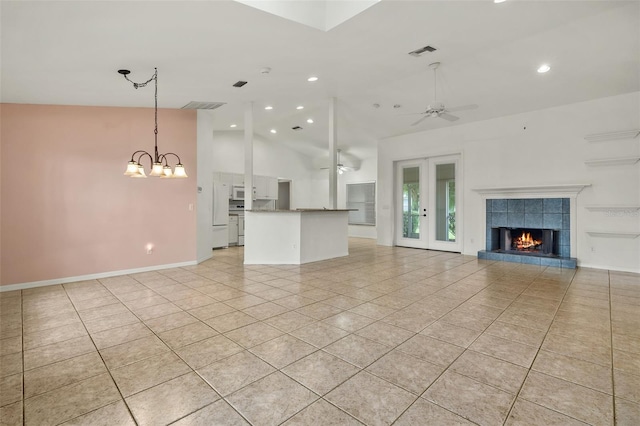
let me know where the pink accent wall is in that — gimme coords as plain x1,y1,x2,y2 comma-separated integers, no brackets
1,104,197,286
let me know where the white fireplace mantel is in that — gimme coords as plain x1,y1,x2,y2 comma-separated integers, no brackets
472,184,591,199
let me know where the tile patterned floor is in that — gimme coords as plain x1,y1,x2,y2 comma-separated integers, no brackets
1,238,639,425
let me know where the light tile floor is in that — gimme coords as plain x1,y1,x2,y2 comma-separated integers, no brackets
1,238,639,425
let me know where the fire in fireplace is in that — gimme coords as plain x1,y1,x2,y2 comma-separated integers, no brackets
513,230,542,251
492,227,559,257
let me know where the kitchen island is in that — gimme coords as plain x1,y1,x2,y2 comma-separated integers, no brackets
244,209,351,264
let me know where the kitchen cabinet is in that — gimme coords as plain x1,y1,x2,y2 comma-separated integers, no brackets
254,175,267,199
267,177,278,200
215,172,278,200
232,173,244,187
254,175,278,200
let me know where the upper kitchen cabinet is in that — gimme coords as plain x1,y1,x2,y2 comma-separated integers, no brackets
232,174,244,187
254,175,279,200
215,172,278,200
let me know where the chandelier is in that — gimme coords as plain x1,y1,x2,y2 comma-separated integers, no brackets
119,68,187,178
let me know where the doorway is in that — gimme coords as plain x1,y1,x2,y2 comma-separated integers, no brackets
395,155,461,252
277,180,291,210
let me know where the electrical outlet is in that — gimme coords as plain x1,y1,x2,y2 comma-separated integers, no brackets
188,203,194,211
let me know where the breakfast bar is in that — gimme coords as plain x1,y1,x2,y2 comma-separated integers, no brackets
243,209,351,264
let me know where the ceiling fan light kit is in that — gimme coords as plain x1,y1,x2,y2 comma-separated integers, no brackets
120,68,187,179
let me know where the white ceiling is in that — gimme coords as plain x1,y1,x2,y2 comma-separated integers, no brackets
2,0,638,161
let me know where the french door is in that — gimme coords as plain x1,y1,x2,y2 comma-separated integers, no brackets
396,155,461,252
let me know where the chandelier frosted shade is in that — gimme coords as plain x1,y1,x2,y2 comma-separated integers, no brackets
119,67,187,179
173,164,188,178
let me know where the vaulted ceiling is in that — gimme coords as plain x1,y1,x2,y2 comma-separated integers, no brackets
2,1,638,160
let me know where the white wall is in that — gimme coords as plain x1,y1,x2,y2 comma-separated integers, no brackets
311,154,378,239
198,116,317,209
378,92,640,273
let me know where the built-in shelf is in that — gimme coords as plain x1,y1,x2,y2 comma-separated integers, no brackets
584,129,640,143
473,184,591,198
584,157,640,167
585,205,640,212
586,231,640,239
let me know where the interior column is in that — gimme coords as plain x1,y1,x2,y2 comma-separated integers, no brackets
328,97,337,209
244,101,254,211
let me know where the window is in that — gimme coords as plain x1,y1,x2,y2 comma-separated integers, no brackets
347,182,375,226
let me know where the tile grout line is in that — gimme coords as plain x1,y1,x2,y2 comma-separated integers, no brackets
608,270,616,424
21,289,25,426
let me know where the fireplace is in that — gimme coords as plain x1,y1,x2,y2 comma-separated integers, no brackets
491,227,559,256
478,197,576,268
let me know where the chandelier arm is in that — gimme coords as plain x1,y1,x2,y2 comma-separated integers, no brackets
129,150,150,162
158,152,182,165
135,151,154,168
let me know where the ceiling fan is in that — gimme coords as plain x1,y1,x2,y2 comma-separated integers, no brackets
409,62,478,126
321,149,355,174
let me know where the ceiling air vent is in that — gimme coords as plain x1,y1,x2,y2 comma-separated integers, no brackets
292,126,303,131
233,81,248,87
181,101,226,110
408,45,437,57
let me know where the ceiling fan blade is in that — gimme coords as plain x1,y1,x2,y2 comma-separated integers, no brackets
410,115,430,126
439,112,459,122
446,104,478,113
399,112,426,116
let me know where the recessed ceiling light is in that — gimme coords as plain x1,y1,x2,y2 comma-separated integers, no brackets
230,124,237,128
307,118,314,124
494,0,507,3
307,76,318,82
270,129,277,134
296,105,304,110
537,64,551,73
265,105,273,110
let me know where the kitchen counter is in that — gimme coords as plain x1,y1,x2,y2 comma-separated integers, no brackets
243,209,350,264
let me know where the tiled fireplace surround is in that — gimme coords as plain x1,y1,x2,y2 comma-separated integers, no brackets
478,198,577,268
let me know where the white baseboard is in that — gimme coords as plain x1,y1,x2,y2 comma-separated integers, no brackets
577,262,640,275
0,260,198,292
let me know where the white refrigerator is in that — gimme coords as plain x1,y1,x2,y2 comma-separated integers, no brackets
212,182,229,248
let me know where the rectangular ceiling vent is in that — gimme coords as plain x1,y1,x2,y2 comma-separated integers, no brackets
181,101,226,110
233,81,248,87
292,126,303,131
408,45,437,57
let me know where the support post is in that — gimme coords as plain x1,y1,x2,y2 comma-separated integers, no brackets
328,97,337,209
244,102,254,211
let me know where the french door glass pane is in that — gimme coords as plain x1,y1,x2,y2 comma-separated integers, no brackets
402,166,420,239
435,163,455,242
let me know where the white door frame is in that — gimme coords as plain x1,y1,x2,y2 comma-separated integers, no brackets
394,154,462,253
